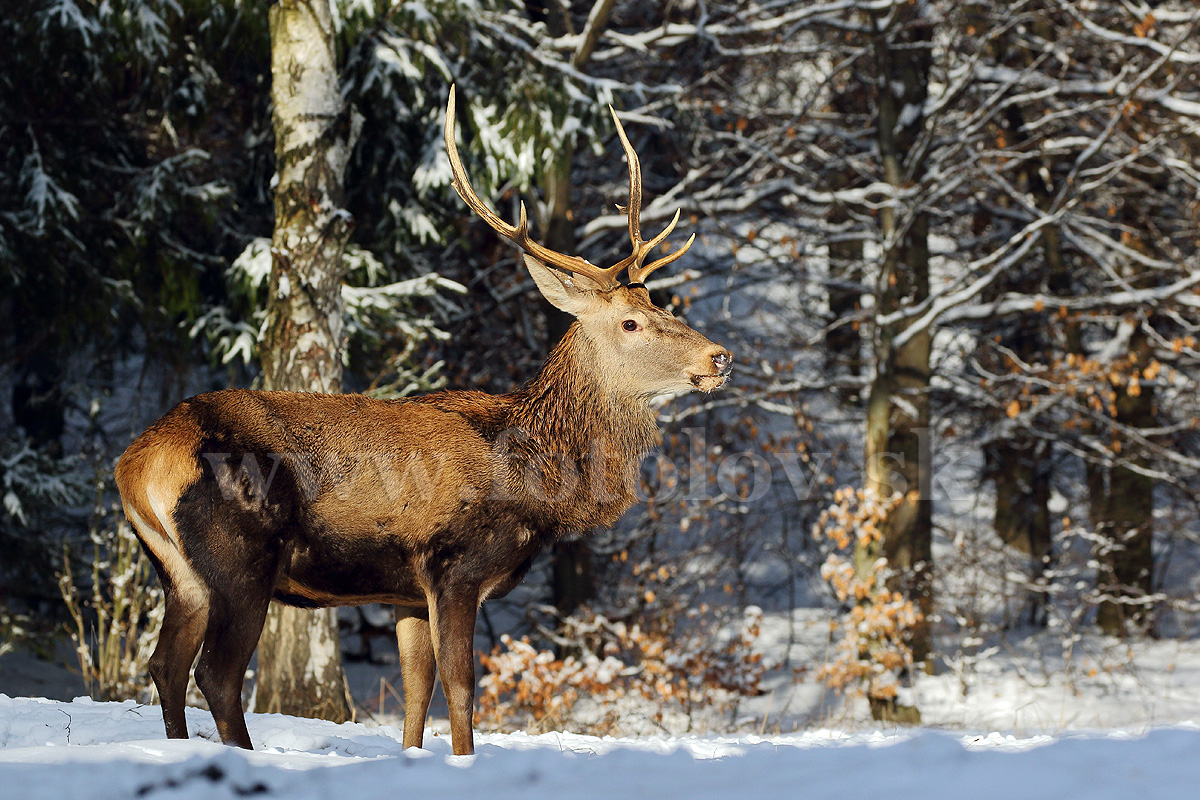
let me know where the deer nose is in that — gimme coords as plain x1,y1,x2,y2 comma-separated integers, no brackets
712,350,732,376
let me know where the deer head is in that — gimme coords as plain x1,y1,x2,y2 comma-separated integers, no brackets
445,86,732,398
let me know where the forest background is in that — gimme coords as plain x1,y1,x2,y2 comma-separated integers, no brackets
2,0,1200,734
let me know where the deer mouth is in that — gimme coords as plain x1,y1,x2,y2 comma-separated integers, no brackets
690,372,728,393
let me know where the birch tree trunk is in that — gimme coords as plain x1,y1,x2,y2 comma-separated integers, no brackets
254,0,360,723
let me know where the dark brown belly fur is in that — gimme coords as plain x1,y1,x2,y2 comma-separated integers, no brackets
270,502,547,610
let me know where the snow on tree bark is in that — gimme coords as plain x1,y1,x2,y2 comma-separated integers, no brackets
255,0,360,724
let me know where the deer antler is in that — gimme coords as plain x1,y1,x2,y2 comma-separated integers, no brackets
607,107,695,287
445,87,695,290
444,86,626,290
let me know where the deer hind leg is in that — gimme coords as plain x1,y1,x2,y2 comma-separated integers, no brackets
123,501,209,740
147,579,208,739
193,593,271,749
429,589,479,756
396,605,436,749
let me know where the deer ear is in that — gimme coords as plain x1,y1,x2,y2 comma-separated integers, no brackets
524,255,603,316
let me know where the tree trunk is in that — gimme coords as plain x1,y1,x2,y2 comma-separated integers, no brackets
1004,18,1069,624
542,154,598,617
539,0,616,621
1093,323,1156,636
984,87,1057,626
254,0,359,723
1095,375,1156,635
825,215,863,396
824,81,866,400
1096,199,1158,636
859,5,933,722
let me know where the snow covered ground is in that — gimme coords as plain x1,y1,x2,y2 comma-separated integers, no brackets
7,611,1200,799
2,694,1199,800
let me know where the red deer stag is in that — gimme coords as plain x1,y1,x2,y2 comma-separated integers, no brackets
114,87,732,756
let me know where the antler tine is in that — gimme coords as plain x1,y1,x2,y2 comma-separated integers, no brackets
633,232,696,283
445,86,624,289
608,106,696,286
610,105,642,251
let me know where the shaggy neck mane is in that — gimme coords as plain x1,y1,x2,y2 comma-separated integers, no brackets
510,323,660,463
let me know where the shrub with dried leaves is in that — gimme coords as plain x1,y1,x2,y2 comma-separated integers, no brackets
813,487,920,702
476,605,767,735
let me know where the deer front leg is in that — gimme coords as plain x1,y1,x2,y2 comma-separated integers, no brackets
428,588,479,756
396,605,436,749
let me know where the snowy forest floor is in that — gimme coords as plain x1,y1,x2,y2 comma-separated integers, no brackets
5,612,1200,798
1,694,1199,800
340,609,1200,738
7,609,1200,729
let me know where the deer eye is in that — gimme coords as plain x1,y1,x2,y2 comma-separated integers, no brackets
622,319,641,333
